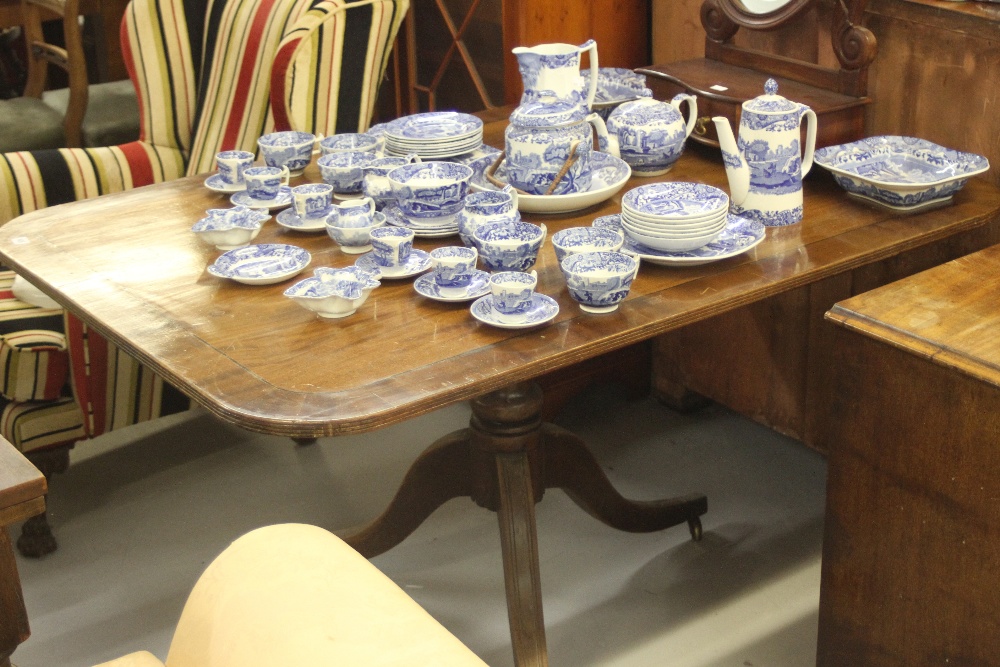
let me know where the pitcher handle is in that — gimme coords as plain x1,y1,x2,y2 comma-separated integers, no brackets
360,196,376,214
579,39,599,110
501,184,519,211
671,93,699,140
586,112,619,158
800,108,817,177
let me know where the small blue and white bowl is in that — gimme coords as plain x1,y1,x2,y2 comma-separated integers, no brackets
473,220,547,272
318,151,376,193
560,250,639,314
257,131,316,176
319,133,380,156
283,266,381,319
191,206,270,250
325,211,386,254
387,161,473,219
551,226,624,264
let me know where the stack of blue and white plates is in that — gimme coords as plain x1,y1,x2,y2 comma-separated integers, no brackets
619,182,729,252
383,205,460,238
383,111,484,159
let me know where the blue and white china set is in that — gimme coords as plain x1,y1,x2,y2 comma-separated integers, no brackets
195,41,990,324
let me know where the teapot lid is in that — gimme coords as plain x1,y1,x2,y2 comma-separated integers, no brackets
510,99,588,127
743,79,798,113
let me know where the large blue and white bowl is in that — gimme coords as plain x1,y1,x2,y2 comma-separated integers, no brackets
319,133,380,156
551,226,624,264
258,131,316,175
473,220,547,272
318,151,376,193
560,251,639,314
191,206,270,250
387,161,473,219
283,266,381,319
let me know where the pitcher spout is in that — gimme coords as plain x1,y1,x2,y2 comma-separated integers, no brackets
712,116,749,206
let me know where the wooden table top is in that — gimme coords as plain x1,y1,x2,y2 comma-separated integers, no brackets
827,242,1000,389
0,114,998,437
0,439,45,528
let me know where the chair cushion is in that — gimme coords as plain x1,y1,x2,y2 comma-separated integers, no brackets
0,330,70,402
0,271,64,335
43,81,142,148
0,396,85,453
0,97,66,152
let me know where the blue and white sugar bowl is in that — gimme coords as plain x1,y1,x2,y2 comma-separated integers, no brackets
473,220,547,272
560,250,639,314
607,94,697,177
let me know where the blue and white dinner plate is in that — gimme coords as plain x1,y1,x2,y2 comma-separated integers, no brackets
593,213,766,267
230,186,293,211
207,243,311,285
414,270,490,302
621,182,729,219
275,207,327,232
384,111,483,141
470,294,559,329
355,249,432,279
204,173,246,193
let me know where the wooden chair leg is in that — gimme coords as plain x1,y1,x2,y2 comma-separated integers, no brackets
17,446,70,558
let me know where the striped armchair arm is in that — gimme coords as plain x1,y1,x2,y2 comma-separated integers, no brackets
270,0,409,136
0,143,187,225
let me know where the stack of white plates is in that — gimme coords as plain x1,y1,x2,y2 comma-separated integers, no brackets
383,111,484,159
383,205,460,238
619,182,729,252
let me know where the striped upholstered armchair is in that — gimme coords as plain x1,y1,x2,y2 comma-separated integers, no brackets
0,0,408,556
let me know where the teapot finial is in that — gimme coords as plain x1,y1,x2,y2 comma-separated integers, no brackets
764,78,778,96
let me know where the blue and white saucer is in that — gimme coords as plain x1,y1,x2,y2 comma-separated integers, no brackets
414,270,490,302
276,207,328,232
470,293,559,329
230,186,293,211
355,248,432,279
207,243,311,285
204,173,246,193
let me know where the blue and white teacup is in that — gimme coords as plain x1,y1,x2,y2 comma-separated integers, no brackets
318,151,376,193
369,226,414,269
430,246,478,288
559,250,639,314
489,270,537,321
472,220,547,272
387,161,473,219
243,166,290,201
215,150,255,186
292,183,334,220
258,130,315,176
551,226,624,264
319,133,380,156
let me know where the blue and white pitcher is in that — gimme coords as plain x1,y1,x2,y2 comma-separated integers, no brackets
512,40,598,108
713,79,817,227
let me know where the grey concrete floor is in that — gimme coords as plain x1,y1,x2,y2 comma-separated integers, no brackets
12,384,826,666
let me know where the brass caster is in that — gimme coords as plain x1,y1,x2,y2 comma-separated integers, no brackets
688,516,703,542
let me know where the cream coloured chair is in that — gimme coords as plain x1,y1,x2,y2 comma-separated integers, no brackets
93,524,487,667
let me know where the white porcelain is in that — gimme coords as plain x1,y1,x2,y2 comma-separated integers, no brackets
191,206,269,250
258,130,315,176
623,225,723,252
276,207,327,232
383,112,484,159
592,67,653,120
283,266,381,319
621,182,729,219
429,246,478,288
457,186,519,247
512,40,598,108
325,211,386,254
291,183,334,221
318,133,379,156
470,293,559,329
362,155,420,209
489,270,537,320
382,206,460,238
559,250,639,313
814,135,991,211
619,211,728,236
368,225,415,270
207,243,311,285
355,247,431,279
473,220,547,272
243,166,290,202
230,185,292,211
329,196,377,228
318,151,377,194
387,161,473,219
551,226,624,263
204,173,246,193
214,150,255,186
414,269,490,302
607,95,697,176
713,78,817,226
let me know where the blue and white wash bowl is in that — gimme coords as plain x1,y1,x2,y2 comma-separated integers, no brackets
607,95,698,177
387,161,473,219
283,266,381,319
191,206,270,250
560,250,639,314
318,151,377,194
551,226,624,264
362,155,420,209
473,220,547,272
258,130,316,176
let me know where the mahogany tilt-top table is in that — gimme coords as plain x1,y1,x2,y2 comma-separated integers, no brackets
1,111,998,666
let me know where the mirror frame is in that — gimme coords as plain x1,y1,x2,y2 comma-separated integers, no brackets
717,0,813,28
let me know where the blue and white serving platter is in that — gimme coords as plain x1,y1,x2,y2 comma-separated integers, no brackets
384,111,483,141
204,173,246,193
207,243,311,285
355,249,432,279
814,136,990,212
621,182,729,219
230,186,293,211
594,213,766,267
470,293,559,329
414,270,490,302
276,207,327,232
471,152,631,215
383,206,459,238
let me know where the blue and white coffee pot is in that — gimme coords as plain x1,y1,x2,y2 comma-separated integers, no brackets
712,79,817,226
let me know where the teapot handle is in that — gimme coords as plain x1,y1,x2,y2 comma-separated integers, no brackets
671,93,699,140
800,108,817,177
579,39,599,110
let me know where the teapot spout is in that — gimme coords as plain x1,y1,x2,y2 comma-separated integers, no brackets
712,116,749,206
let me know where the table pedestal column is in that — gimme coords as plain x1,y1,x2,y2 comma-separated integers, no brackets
344,382,707,667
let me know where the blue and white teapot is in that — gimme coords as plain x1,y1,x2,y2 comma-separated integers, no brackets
713,79,817,226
